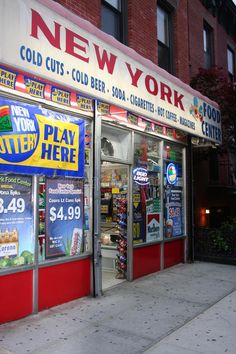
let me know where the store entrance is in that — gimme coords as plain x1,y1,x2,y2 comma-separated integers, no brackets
100,162,129,290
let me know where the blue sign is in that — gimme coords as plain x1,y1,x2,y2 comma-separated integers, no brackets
45,178,84,259
133,167,149,185
165,188,183,238
166,163,177,185
169,189,182,237
0,97,84,177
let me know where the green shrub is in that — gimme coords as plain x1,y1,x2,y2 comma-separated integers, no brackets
209,218,236,254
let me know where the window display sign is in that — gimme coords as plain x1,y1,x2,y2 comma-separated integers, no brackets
146,213,161,242
133,193,145,244
166,163,177,185
165,188,182,238
45,179,84,259
0,175,34,268
0,98,84,177
133,168,149,185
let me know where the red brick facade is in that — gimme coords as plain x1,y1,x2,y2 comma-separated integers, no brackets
173,0,190,83
187,1,236,81
128,0,158,63
55,0,100,26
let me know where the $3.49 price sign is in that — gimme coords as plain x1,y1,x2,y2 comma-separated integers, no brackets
49,205,81,222
0,197,25,214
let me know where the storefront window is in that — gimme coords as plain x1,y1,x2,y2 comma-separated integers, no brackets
163,143,184,239
101,125,131,161
0,174,34,268
133,134,162,244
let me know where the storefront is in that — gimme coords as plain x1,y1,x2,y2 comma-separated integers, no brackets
98,109,188,288
0,0,221,323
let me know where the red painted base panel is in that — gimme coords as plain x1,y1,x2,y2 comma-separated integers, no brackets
38,258,91,311
164,239,184,269
0,270,33,324
133,244,161,279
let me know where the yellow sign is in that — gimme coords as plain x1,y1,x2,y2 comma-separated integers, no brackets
112,188,120,194
77,95,93,111
133,193,140,208
0,68,16,89
51,87,70,106
25,78,45,98
32,115,79,171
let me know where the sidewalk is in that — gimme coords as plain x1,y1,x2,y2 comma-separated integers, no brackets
144,290,236,354
0,262,236,354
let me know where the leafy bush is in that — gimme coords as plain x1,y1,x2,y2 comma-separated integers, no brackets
209,229,230,252
208,218,236,254
220,218,236,233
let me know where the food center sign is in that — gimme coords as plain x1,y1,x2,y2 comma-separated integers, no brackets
0,0,222,144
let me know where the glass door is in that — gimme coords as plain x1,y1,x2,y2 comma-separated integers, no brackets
100,162,129,289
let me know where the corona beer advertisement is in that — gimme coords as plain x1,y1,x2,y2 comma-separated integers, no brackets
0,175,34,268
0,98,84,177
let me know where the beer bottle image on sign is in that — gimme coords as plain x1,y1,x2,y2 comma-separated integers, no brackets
70,228,82,256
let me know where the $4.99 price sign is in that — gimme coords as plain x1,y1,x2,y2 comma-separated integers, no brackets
49,205,81,222
45,179,84,258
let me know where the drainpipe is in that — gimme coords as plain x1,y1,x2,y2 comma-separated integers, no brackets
188,135,195,263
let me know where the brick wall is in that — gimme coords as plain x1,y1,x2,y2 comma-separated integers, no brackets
174,0,190,83
217,24,236,79
128,0,158,64
187,0,236,81
187,0,218,79
54,0,100,27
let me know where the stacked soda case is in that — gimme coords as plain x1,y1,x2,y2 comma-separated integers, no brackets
115,195,127,279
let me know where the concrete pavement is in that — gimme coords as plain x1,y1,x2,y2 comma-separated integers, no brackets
144,290,236,353
0,262,235,354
